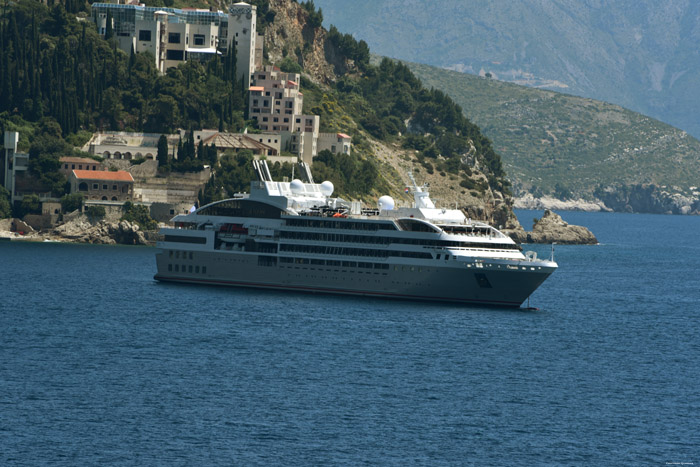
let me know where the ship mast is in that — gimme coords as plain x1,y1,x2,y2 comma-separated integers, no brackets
407,171,435,209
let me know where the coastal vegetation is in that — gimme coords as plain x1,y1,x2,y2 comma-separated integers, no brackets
1,0,512,221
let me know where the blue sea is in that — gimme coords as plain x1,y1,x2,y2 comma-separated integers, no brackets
1,210,698,465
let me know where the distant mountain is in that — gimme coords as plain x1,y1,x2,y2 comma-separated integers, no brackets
405,61,700,202
314,0,700,139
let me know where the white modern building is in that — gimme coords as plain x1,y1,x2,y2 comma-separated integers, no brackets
1,131,29,204
92,1,260,87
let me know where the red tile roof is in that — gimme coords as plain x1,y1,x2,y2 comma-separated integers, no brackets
72,170,133,182
249,86,265,92
337,133,351,139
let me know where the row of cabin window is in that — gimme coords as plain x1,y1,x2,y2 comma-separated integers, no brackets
279,257,390,270
279,243,432,259
168,264,206,274
285,218,396,231
169,250,194,260
280,230,519,250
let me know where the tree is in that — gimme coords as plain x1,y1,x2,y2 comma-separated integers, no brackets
121,201,157,230
0,186,12,218
86,205,106,220
157,134,169,167
60,193,83,213
19,194,41,217
105,10,113,40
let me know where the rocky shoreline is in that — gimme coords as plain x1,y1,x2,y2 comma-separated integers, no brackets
0,216,159,245
2,209,595,247
515,184,700,215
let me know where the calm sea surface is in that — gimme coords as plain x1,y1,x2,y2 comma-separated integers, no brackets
1,210,698,465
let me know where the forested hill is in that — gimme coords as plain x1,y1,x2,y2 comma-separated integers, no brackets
0,0,518,228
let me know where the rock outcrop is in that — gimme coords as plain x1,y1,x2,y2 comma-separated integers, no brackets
52,219,148,245
505,209,597,244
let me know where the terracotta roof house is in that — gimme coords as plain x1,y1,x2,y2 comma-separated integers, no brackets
70,170,134,201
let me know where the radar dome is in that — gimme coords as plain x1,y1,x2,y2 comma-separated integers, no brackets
378,195,395,211
290,179,304,194
320,180,334,197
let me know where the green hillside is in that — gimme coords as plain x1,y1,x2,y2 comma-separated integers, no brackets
406,62,700,198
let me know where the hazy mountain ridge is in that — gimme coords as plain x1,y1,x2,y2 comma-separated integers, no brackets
314,0,700,139
405,61,700,214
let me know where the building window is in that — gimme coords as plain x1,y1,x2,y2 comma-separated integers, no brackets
78,182,88,191
166,49,184,61
193,34,205,46
112,185,117,191
102,184,108,190
168,32,181,44
93,183,98,189
138,30,151,42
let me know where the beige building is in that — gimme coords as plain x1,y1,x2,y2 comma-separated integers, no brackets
248,67,324,163
70,170,134,201
317,132,352,155
60,157,102,176
82,132,180,161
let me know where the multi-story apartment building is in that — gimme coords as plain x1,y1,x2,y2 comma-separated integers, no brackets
91,1,259,87
248,67,325,163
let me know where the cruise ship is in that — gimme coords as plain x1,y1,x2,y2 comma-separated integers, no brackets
154,161,557,307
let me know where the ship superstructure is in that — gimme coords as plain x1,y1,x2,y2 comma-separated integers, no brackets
154,162,557,307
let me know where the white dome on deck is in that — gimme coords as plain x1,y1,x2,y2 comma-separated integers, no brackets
290,179,304,194
378,195,395,211
320,180,334,197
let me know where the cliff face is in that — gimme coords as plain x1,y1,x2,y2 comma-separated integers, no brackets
595,184,700,215
265,0,343,85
